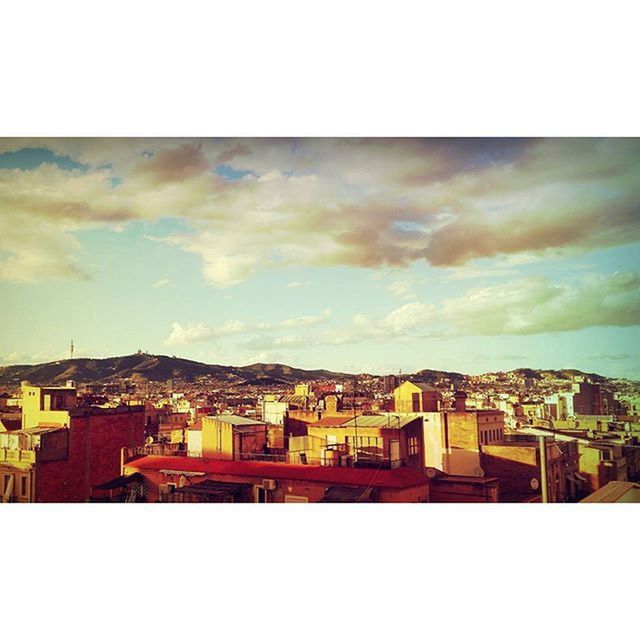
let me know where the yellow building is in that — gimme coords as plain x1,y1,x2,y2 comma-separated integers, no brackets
294,383,310,397
20,382,77,430
289,414,425,472
394,381,441,413
201,414,267,460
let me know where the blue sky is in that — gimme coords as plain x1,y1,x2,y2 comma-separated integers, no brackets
1,138,639,378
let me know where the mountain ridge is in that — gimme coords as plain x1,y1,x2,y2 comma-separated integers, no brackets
0,352,621,387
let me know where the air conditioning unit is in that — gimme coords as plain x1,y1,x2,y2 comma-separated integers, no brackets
262,479,277,491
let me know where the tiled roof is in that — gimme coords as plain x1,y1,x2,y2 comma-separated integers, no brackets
125,455,428,489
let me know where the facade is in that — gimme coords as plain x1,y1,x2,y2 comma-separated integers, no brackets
481,436,570,502
21,382,77,430
423,409,505,477
544,393,575,420
572,381,615,416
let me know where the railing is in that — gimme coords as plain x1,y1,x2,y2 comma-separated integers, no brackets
235,452,288,463
131,444,188,457
0,448,37,463
128,445,398,469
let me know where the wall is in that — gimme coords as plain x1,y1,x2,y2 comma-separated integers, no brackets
430,478,499,503
35,408,144,503
201,417,234,460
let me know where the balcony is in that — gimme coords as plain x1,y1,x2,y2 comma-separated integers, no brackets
126,445,398,469
0,448,37,464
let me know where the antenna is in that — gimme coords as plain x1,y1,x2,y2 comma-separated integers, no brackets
352,375,359,466
70,339,74,360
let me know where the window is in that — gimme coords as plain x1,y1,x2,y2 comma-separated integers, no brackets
408,436,419,456
20,476,28,497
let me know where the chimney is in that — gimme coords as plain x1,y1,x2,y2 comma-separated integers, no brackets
453,391,467,412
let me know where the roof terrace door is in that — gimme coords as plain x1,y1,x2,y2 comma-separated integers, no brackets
390,439,400,469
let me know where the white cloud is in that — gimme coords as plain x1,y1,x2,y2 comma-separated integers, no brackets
441,271,640,336
164,309,333,346
153,278,172,288
165,320,251,346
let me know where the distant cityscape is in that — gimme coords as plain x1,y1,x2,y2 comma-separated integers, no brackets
2,352,640,503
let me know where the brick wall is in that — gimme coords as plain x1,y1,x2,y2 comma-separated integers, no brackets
35,408,145,502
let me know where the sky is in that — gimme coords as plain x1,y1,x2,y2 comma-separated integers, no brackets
0,138,639,379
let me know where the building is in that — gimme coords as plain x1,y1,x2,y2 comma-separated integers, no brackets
429,474,500,503
21,382,78,430
481,435,577,502
120,454,430,503
290,414,425,472
519,425,627,496
572,381,615,416
423,409,505,477
201,414,268,461
1,401,145,503
261,397,288,425
383,375,399,394
394,381,442,413
544,393,575,420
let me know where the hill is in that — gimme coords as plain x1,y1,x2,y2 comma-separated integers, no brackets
0,354,349,386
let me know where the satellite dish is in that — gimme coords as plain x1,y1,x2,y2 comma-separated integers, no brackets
530,478,540,490
473,467,485,477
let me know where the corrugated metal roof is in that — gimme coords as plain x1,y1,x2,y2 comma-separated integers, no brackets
340,415,420,429
308,416,352,428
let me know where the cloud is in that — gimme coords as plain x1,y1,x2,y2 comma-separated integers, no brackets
153,278,172,288
441,271,640,336
318,271,640,346
1,138,640,285
165,320,252,346
286,280,310,288
164,309,333,346
585,352,633,361
321,302,436,345
279,309,331,328
243,335,307,351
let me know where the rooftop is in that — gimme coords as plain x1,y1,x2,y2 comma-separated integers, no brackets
125,455,429,489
